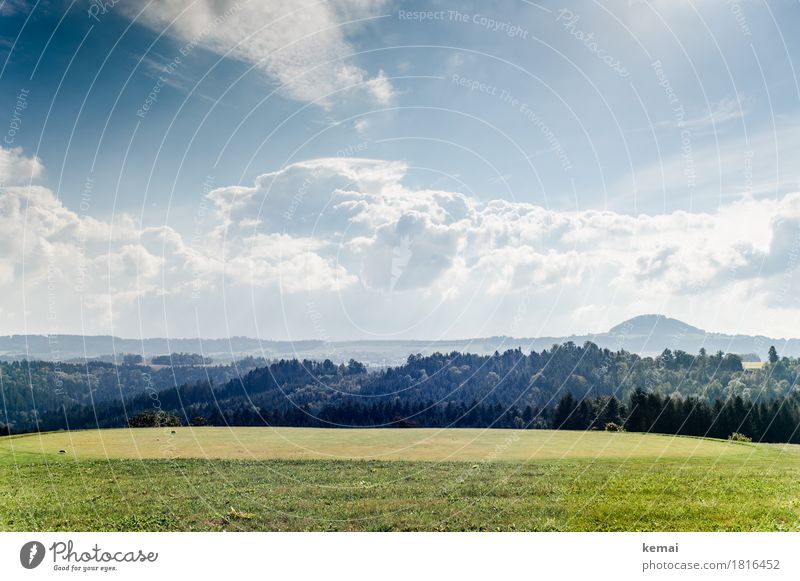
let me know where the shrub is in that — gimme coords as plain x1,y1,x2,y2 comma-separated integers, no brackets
728,432,752,442
128,410,181,428
122,354,143,365
604,422,625,432
151,353,212,366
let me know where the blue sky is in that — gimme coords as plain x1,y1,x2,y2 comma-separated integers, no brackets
2,0,800,341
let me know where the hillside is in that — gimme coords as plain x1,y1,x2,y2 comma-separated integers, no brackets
6,344,799,444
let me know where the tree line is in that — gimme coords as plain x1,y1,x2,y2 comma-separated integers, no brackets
552,389,800,442
0,357,267,430
2,342,798,442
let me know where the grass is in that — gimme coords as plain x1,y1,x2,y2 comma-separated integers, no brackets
0,426,754,461
1,427,799,531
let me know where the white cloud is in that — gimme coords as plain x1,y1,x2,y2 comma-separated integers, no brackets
4,153,800,339
364,69,395,105
124,0,394,107
202,159,800,336
683,94,747,130
205,157,800,320
0,146,43,185
657,94,746,132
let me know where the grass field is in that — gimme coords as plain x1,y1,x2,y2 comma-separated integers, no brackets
2,427,799,531
742,361,767,370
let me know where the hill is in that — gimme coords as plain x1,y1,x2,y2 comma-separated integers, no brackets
0,315,793,364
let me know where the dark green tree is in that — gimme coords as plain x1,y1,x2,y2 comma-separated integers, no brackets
768,346,779,364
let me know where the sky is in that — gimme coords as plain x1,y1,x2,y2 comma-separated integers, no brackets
1,0,800,341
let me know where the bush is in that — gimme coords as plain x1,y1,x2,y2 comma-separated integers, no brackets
151,353,212,366
122,354,143,365
128,410,181,428
604,422,625,432
728,432,752,442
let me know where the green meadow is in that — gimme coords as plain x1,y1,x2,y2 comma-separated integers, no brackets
2,428,799,531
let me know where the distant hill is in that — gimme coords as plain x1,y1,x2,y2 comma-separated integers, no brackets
0,315,793,365
607,314,704,336
571,314,782,360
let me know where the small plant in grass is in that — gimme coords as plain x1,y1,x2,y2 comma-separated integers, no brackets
728,432,752,442
226,506,254,520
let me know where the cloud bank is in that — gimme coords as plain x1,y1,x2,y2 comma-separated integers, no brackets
2,145,800,339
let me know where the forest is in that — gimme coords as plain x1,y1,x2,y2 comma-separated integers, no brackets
2,342,799,442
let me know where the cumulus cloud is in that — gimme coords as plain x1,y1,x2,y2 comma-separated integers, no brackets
206,157,790,300
124,0,394,106
0,146,44,184
3,152,800,339
193,157,800,339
